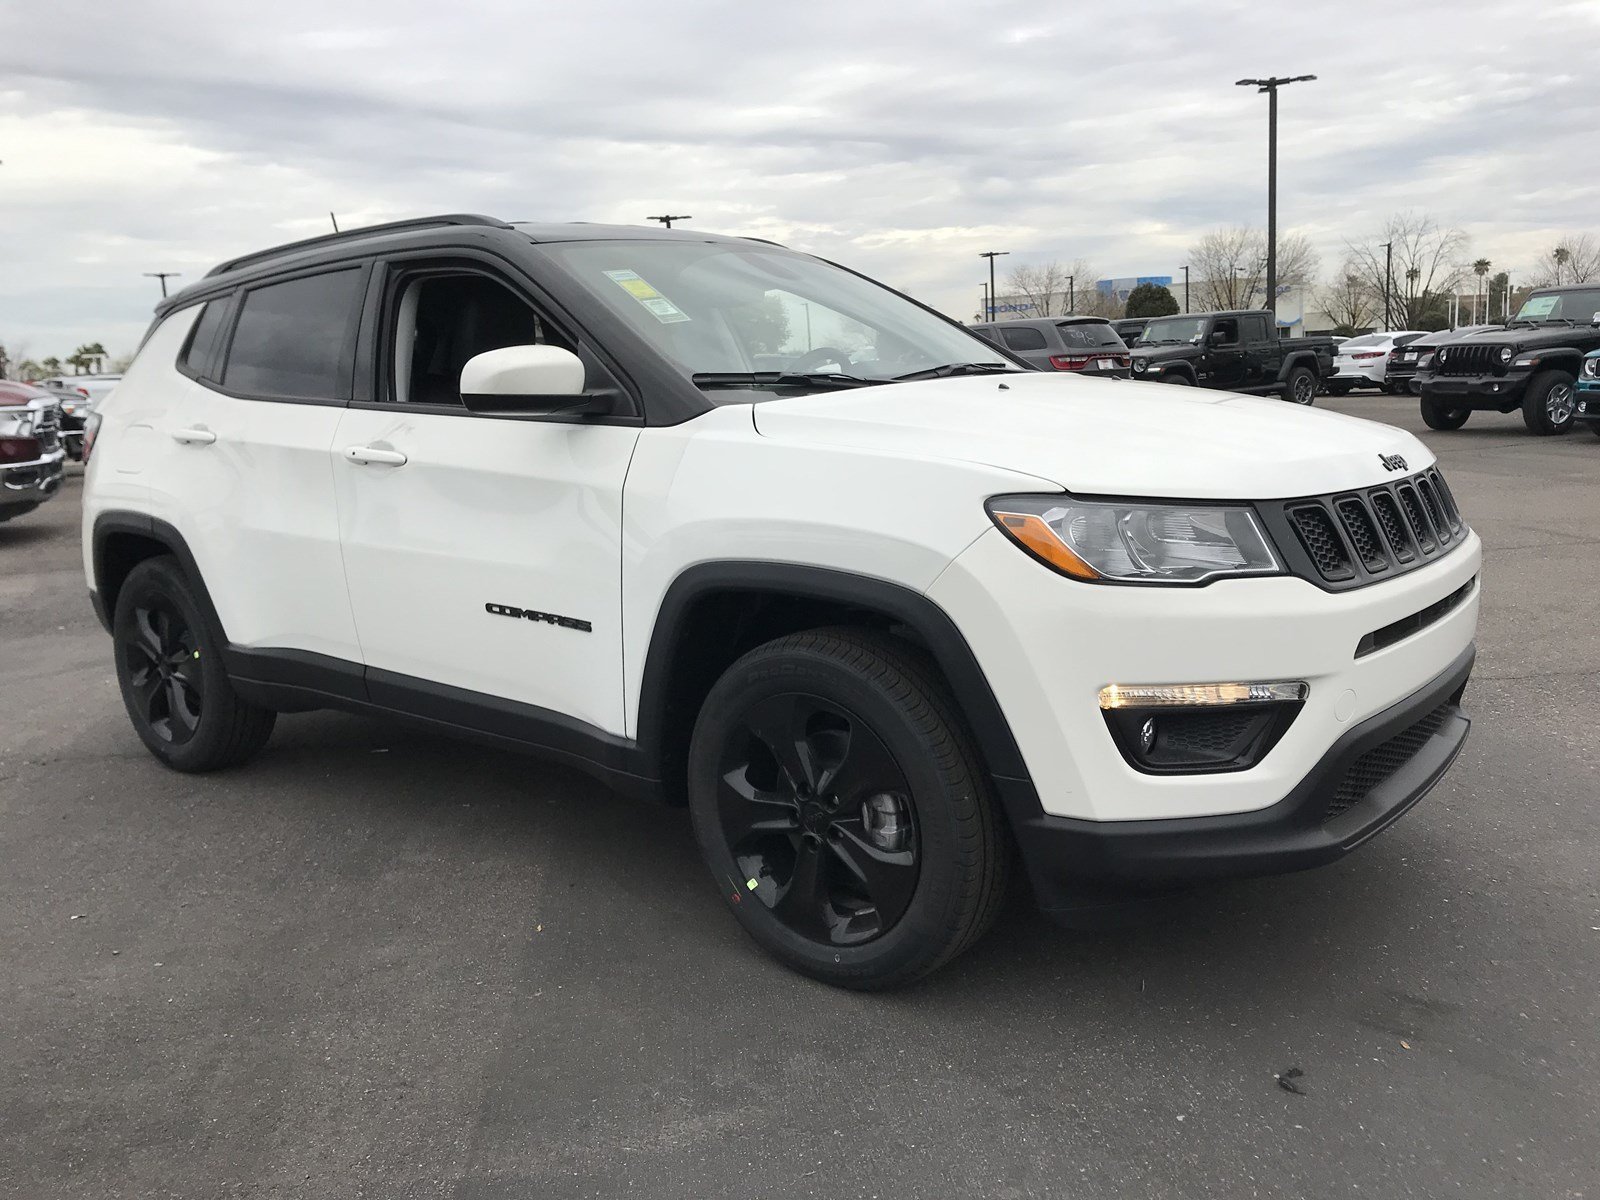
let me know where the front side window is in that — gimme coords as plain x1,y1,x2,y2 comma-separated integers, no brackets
224,269,363,399
389,272,570,405
534,238,1008,394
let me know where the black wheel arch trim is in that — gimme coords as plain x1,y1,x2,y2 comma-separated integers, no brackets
634,561,1034,786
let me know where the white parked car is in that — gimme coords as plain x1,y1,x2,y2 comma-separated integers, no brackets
1328,333,1427,394
37,375,122,459
81,216,1482,988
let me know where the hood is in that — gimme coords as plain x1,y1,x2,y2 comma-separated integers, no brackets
751,372,1430,500
1460,323,1595,349
1130,343,1200,365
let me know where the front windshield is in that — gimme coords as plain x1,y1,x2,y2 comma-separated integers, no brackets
535,238,1011,390
1512,289,1600,323
1139,316,1207,345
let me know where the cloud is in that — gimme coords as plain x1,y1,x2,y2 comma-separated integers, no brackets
2,0,1598,356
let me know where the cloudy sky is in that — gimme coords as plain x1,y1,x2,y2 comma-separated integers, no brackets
3,0,1598,361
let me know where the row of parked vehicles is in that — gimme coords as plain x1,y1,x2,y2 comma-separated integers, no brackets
972,281,1600,441
0,372,119,525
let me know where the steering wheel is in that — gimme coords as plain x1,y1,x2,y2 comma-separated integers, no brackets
785,346,854,373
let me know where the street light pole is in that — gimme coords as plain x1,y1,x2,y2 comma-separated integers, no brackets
980,282,989,322
1182,265,1190,313
143,271,181,298
1381,241,1393,330
1068,275,1075,314
647,215,692,229
1236,74,1315,326
979,251,1009,319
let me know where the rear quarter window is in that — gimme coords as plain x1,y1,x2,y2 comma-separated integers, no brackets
178,300,230,380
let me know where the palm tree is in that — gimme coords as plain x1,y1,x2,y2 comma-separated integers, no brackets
1405,267,1421,325
84,341,108,373
40,355,61,376
1473,259,1491,324
1554,246,1572,285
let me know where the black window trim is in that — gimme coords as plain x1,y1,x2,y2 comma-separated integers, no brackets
354,247,645,426
202,261,374,408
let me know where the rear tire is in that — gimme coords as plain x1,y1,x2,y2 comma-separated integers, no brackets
113,557,276,772
687,627,1009,990
1521,370,1577,435
1420,397,1471,430
1285,366,1317,405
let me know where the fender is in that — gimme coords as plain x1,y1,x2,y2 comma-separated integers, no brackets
1275,351,1322,383
1514,347,1584,373
1157,362,1199,385
634,561,1036,795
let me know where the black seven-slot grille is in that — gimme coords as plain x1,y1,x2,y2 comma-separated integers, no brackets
1260,467,1466,591
1434,343,1501,376
1324,702,1453,822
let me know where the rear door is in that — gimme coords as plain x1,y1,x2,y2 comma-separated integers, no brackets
330,253,641,735
995,323,1053,369
1239,313,1276,388
146,268,367,667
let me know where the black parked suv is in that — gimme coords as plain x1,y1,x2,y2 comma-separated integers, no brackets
1388,325,1501,396
1416,284,1600,434
1128,310,1337,403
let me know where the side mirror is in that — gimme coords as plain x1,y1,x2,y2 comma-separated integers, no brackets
459,345,614,417
1208,329,1227,345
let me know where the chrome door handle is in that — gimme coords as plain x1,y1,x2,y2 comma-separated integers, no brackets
171,428,217,445
343,445,408,467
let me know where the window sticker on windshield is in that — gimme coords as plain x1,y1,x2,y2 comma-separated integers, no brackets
604,269,691,324
1519,295,1557,319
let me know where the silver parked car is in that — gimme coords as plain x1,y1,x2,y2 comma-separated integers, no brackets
969,316,1131,377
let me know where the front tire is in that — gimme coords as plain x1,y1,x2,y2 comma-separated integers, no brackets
687,628,1009,990
1285,366,1317,405
1159,372,1193,386
1421,397,1471,430
113,557,276,772
1521,370,1577,435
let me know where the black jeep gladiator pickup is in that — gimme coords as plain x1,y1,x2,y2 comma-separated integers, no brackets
1127,310,1336,404
1415,283,1600,435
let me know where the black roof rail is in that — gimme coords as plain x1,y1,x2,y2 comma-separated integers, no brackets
204,213,512,278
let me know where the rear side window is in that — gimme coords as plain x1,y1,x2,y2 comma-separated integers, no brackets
1000,325,1048,351
223,269,363,399
179,301,229,379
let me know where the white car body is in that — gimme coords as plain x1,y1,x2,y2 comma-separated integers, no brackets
1332,332,1426,389
79,218,1481,982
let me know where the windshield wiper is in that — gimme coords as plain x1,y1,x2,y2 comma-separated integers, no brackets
891,362,1016,381
691,371,880,391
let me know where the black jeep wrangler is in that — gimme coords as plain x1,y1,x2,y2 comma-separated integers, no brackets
1127,310,1336,404
1415,283,1600,435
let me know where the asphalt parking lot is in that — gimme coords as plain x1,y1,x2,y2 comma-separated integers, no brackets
2,394,1597,1200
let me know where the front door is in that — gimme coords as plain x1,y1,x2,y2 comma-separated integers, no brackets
330,259,641,736
1205,316,1247,387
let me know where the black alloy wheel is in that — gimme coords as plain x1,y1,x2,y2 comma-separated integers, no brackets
715,691,919,947
122,601,204,745
1286,367,1318,405
113,557,276,771
688,628,1009,989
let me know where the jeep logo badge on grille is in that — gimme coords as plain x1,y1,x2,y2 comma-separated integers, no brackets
1379,453,1408,472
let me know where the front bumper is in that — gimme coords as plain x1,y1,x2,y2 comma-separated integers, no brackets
1003,643,1472,910
1577,379,1599,423
1422,372,1530,410
0,450,67,513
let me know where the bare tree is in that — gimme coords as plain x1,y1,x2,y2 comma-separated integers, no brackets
1185,228,1319,311
1526,234,1600,286
1345,212,1468,328
1315,264,1381,333
1004,259,1101,318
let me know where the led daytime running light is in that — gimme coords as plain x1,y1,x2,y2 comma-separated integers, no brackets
1099,681,1309,710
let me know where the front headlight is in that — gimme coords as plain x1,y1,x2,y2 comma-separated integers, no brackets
1584,358,1599,378
987,496,1282,585
1498,347,1514,364
1131,358,1147,373
61,402,77,414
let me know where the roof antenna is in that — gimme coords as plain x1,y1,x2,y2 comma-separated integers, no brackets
329,212,340,233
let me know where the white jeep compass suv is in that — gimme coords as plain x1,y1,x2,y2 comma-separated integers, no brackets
83,215,1481,988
